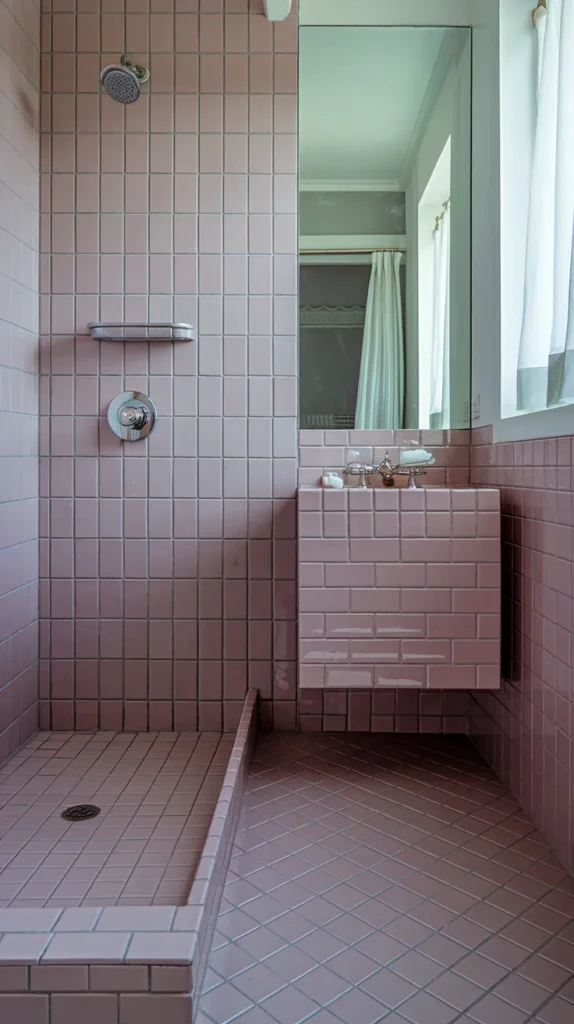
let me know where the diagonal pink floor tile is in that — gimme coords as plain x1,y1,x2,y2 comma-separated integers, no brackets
294,965,351,1004
328,987,386,1024
199,735,574,1024
232,963,287,1003
260,985,322,1024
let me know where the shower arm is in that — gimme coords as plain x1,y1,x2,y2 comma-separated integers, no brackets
120,55,150,83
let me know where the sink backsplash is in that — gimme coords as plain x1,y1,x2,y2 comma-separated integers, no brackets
298,486,501,691
298,428,471,487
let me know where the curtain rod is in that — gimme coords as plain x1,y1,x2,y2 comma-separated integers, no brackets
299,247,406,255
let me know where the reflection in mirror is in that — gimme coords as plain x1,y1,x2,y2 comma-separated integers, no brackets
299,26,471,431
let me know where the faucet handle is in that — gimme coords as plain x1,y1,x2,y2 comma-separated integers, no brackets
404,466,426,489
344,462,375,489
376,451,395,479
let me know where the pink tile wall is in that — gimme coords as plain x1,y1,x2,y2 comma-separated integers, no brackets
470,427,574,871
0,0,41,764
298,688,472,734
40,0,299,732
298,486,501,691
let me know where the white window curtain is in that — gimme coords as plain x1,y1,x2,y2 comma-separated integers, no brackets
355,250,404,429
517,0,574,410
429,201,451,428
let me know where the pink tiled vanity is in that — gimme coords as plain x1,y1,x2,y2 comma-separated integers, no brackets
298,487,501,691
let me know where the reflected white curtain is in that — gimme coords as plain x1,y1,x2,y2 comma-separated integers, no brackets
517,0,574,409
429,202,451,428
355,250,404,429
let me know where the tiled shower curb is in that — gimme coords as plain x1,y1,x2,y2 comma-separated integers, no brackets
190,688,259,1012
0,689,259,1023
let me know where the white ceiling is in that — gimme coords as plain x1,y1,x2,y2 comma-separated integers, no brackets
299,27,447,188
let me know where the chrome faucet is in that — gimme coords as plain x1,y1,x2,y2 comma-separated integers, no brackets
376,451,428,489
343,461,375,488
378,451,394,483
343,452,430,489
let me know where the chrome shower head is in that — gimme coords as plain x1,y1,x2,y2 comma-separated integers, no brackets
100,55,150,104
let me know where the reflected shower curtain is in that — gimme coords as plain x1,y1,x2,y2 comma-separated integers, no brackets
355,250,404,429
517,0,574,409
430,204,451,428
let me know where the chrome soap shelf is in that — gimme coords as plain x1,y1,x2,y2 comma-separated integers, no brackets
88,322,194,342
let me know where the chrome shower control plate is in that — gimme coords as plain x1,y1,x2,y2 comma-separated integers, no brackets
107,391,157,441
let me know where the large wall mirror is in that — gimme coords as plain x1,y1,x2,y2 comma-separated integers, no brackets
298,26,471,431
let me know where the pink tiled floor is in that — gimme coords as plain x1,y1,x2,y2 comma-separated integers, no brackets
0,731,234,908
199,734,574,1024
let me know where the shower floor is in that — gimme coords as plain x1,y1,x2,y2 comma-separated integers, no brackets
200,734,574,1024
0,731,234,908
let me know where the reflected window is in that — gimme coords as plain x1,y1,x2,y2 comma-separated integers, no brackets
418,139,451,429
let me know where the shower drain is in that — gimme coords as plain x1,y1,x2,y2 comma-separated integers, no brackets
61,804,101,822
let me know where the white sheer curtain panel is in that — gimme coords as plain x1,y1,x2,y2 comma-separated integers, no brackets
355,250,404,429
517,0,574,410
429,203,451,428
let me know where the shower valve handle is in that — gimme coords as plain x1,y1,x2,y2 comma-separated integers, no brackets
119,405,148,429
107,391,157,441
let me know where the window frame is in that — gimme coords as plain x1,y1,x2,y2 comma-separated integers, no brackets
493,0,574,443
